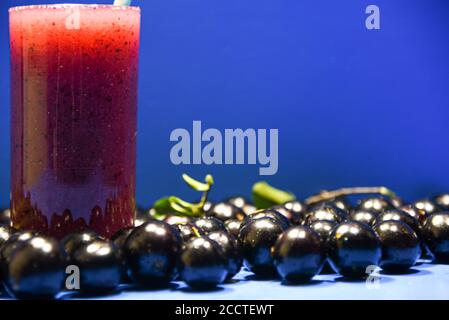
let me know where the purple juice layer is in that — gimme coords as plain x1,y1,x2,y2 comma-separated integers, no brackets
9,5,140,238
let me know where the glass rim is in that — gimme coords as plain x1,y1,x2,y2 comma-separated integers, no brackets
9,4,141,13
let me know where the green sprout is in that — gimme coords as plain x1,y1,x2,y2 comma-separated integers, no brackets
252,181,296,209
151,174,214,219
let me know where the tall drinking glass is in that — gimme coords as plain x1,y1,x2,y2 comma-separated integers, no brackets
9,5,140,238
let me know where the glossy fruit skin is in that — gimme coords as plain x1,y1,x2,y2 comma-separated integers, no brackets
6,236,64,299
202,201,214,213
0,226,17,280
303,203,347,225
241,204,257,216
318,197,352,213
374,221,421,273
391,197,404,208
174,222,205,242
207,202,245,222
388,207,432,259
164,215,191,226
0,208,11,225
326,221,381,278
357,197,394,214
283,201,307,218
167,219,204,263
111,228,134,248
422,212,449,263
272,226,325,282
134,207,155,227
208,231,242,280
238,217,286,277
333,198,352,212
309,220,337,240
0,225,16,247
224,219,243,239
226,196,251,209
412,199,442,216
124,221,182,285
400,205,428,225
192,217,226,234
374,210,421,237
111,227,134,282
309,220,337,274
350,208,378,226
433,194,449,211
178,236,228,288
245,209,291,230
271,205,302,225
72,239,121,293
0,231,37,280
60,231,102,261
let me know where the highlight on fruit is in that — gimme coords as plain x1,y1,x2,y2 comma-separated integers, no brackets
1,172,449,299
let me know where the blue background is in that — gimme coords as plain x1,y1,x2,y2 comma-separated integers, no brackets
1,0,449,208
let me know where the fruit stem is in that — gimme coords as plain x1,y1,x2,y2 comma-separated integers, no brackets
188,174,214,216
152,174,214,218
305,186,398,206
252,181,296,209
191,226,202,238
188,189,211,217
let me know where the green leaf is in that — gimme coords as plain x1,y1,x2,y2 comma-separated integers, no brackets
182,174,210,192
205,174,214,186
168,201,191,215
150,209,167,220
252,181,296,209
151,173,215,218
153,196,192,216
168,196,192,208
168,197,205,217
153,197,174,214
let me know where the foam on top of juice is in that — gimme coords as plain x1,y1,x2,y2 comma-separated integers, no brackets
9,4,140,13
9,3,140,39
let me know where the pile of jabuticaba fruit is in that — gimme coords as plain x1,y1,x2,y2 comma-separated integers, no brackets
0,189,449,299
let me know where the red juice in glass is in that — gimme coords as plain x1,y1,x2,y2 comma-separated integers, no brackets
9,5,140,238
